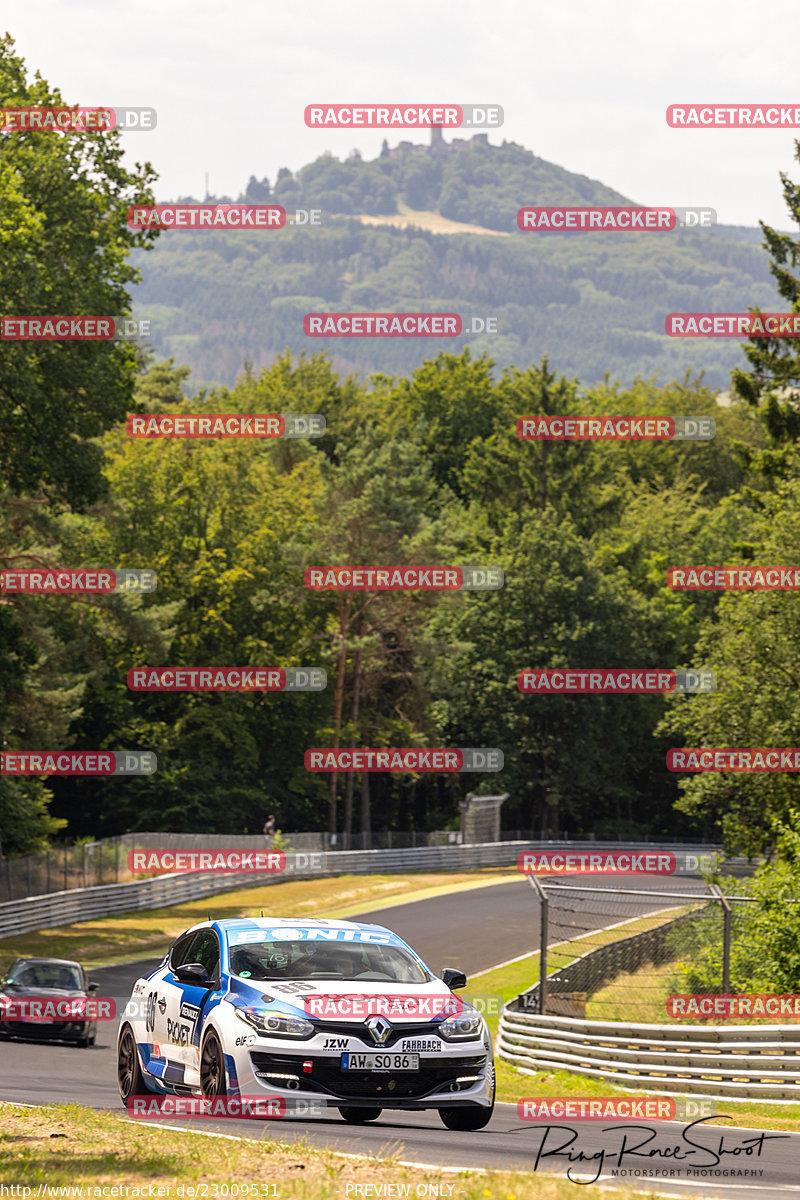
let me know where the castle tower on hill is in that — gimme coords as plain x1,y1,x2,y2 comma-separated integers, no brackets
387,129,488,160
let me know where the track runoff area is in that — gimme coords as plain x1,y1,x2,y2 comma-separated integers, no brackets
6,866,798,1195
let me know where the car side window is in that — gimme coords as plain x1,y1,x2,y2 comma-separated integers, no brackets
169,933,198,971
190,931,221,983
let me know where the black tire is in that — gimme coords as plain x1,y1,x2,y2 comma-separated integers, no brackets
439,1066,495,1131
439,1104,493,1131
117,1024,148,1107
200,1030,227,1096
338,1107,382,1123
77,1035,90,1048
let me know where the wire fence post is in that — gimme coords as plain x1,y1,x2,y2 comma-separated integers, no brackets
713,885,732,993
528,876,549,1014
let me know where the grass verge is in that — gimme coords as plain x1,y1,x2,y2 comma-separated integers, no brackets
0,1101,630,1198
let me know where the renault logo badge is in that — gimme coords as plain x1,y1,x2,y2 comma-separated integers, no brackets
366,1016,392,1044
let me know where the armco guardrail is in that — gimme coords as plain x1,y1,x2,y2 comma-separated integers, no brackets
0,840,719,940
497,1009,800,1100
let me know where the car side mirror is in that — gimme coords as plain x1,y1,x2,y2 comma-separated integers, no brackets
86,981,99,993
174,962,212,986
442,968,467,990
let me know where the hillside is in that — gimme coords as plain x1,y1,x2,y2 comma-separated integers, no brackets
131,137,777,391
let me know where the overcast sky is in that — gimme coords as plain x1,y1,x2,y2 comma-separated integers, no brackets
3,0,800,229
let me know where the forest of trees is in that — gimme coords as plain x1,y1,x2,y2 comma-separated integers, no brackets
138,141,777,392
3,35,800,870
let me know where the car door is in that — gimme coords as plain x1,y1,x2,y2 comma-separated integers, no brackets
161,929,221,1088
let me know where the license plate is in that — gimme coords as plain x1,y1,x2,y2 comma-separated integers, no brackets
341,1052,419,1071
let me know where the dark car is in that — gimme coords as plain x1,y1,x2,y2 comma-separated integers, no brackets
0,957,99,1047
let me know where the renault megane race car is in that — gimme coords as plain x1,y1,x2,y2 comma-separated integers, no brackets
117,917,495,1129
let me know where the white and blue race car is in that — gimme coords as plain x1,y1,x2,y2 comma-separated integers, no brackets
117,917,495,1130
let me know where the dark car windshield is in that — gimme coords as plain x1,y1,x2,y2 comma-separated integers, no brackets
228,937,429,984
7,962,83,990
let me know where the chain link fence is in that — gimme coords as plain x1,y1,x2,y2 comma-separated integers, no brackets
517,880,755,1022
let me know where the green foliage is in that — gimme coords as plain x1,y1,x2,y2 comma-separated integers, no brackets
670,861,800,995
133,142,775,393
0,35,158,507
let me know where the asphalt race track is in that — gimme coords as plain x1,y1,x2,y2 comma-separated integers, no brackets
4,875,799,1196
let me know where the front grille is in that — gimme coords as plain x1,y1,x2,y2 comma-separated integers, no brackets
3,1022,74,1036
250,1051,486,1099
308,1020,443,1048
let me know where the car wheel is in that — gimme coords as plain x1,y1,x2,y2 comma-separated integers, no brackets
77,1035,90,1048
117,1024,148,1107
337,1107,382,1123
200,1031,227,1096
439,1068,495,1131
438,1104,494,1131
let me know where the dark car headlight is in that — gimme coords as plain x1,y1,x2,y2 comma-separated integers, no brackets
438,1011,484,1041
234,1007,314,1039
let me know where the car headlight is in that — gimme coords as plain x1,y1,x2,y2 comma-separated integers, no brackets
438,1011,483,1041
235,1007,314,1039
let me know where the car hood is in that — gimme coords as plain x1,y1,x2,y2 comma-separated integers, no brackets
1,986,87,998
226,976,473,1022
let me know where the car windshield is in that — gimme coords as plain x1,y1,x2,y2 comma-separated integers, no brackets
7,963,83,990
228,937,429,984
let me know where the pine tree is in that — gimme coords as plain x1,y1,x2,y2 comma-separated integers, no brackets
731,139,800,474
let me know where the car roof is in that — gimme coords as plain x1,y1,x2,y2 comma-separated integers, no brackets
10,957,83,969
176,917,395,936
218,918,392,934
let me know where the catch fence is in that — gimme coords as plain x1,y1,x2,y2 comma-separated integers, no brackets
520,879,755,1021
